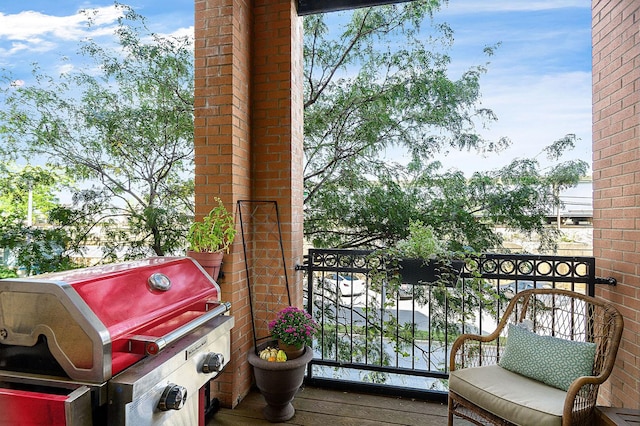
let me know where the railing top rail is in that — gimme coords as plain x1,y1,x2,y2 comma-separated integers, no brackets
305,249,597,263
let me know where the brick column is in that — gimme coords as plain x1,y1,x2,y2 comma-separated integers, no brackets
252,0,305,307
194,0,303,408
592,0,640,409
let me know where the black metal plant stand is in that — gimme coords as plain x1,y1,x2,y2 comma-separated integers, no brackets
237,200,292,352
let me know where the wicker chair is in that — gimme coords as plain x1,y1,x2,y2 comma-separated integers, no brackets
448,288,623,426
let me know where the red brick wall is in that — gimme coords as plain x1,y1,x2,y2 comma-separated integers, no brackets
592,0,640,409
252,0,305,308
194,0,303,408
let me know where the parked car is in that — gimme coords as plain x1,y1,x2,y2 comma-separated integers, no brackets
398,283,413,300
499,280,552,298
321,273,366,297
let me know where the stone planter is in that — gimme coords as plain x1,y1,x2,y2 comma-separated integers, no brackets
247,341,313,422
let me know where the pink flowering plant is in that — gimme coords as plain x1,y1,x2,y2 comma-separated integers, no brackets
269,306,319,348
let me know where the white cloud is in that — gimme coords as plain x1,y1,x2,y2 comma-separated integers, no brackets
442,0,589,14
0,6,123,54
57,63,76,75
83,6,125,26
168,26,195,41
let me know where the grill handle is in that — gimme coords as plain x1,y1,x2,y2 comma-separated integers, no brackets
131,301,231,356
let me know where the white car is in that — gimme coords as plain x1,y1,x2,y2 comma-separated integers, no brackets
321,273,366,297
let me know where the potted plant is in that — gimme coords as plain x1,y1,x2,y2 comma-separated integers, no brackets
247,306,318,422
186,197,236,281
391,220,465,286
268,306,318,359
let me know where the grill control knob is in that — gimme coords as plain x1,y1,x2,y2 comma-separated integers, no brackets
157,384,187,411
202,352,225,373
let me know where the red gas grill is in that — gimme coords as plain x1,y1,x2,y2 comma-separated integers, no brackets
0,256,234,425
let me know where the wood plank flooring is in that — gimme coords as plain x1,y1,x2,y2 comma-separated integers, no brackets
207,386,466,426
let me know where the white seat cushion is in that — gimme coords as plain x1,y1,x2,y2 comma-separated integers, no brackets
449,364,567,426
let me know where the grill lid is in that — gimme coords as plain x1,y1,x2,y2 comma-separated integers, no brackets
0,257,226,383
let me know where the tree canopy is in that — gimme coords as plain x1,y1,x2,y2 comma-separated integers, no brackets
0,4,194,260
302,2,587,253
0,162,93,274
0,2,589,271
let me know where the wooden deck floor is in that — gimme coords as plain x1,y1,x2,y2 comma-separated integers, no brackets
207,386,469,425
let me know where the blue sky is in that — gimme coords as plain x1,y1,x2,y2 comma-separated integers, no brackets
0,1,592,176
433,1,592,175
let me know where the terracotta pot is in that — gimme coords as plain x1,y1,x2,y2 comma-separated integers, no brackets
277,340,304,360
187,250,223,281
248,341,313,422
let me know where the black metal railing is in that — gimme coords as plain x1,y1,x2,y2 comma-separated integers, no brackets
299,249,615,401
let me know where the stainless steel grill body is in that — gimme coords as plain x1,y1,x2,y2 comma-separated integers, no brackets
0,257,233,426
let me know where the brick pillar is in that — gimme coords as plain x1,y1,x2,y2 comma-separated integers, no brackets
592,0,640,409
252,0,305,308
194,0,303,408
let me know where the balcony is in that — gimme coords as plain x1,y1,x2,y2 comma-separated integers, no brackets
297,249,614,402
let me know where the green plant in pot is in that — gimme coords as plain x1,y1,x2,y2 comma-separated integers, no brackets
364,220,480,370
186,197,236,281
268,306,319,360
393,219,464,287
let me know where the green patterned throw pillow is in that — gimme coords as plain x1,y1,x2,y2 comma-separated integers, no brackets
499,323,596,391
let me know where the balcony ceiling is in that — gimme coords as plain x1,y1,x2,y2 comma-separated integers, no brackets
297,0,413,15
